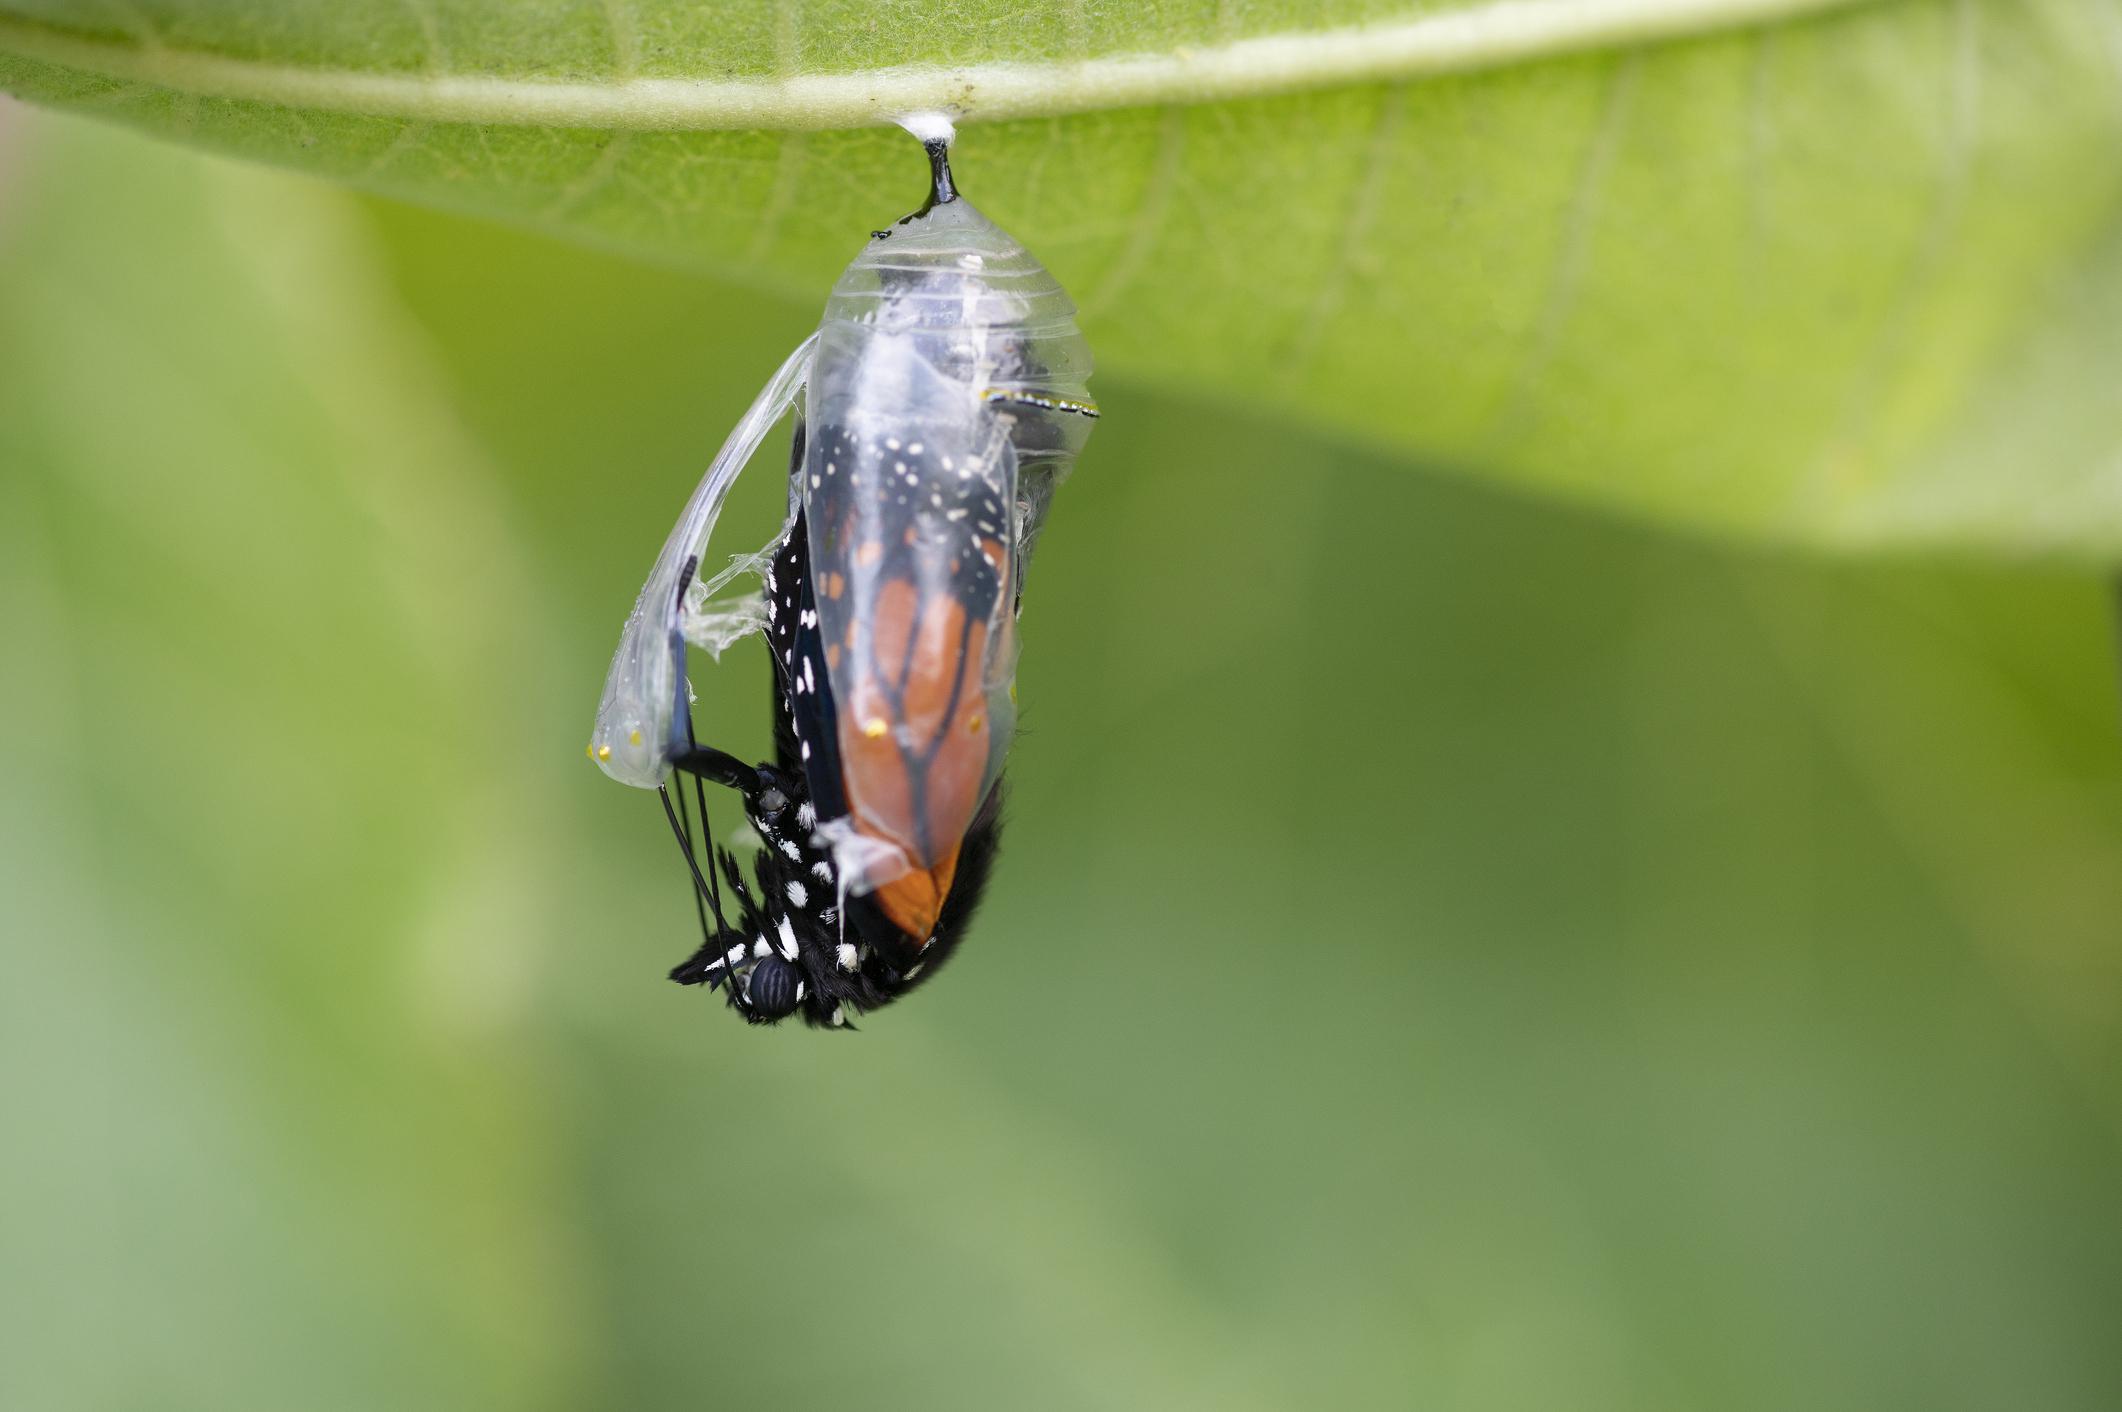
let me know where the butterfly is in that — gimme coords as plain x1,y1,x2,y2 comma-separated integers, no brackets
589,117,1096,1026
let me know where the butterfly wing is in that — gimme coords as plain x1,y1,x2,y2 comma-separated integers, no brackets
799,332,1019,941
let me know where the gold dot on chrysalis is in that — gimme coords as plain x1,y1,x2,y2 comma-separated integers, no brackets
862,717,889,738
585,742,594,760
628,729,643,747
596,744,612,761
969,715,984,734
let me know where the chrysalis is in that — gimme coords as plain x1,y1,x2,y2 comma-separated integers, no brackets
588,116,1097,1026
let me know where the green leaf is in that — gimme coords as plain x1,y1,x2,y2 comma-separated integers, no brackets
3,0,2121,560
9,108,2122,1410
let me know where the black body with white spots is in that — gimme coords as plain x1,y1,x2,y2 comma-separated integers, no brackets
595,126,1091,1030
658,435,1004,1027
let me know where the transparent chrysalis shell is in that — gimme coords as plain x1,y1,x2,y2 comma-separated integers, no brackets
588,335,816,788
799,182,1096,919
590,116,1095,939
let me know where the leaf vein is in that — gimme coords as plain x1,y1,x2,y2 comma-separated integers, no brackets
359,120,430,181
542,132,634,220
603,0,639,79
1080,104,1186,321
1284,83,1407,382
1486,52,1642,445
1796,0,1980,522
0,0,1884,131
400,0,448,75
774,0,801,74
745,131,808,263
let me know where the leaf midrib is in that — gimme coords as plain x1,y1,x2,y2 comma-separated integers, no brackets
2,0,1881,130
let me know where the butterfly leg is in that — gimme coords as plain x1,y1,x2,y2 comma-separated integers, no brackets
670,743,761,795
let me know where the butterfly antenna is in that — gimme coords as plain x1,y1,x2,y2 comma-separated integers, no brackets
661,783,727,940
659,549,734,945
684,716,725,919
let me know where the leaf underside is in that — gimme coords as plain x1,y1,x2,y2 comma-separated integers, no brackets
4,0,2121,560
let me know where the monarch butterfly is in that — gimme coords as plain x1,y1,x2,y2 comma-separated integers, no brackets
588,116,1097,1025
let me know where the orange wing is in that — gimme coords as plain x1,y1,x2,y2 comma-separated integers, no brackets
802,417,1017,945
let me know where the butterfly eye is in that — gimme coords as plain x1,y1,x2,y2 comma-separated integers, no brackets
744,954,803,1020
753,769,793,822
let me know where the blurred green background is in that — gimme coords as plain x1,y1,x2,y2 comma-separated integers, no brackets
4,102,2121,1410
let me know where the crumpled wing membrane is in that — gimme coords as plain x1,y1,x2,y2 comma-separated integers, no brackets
590,334,818,787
